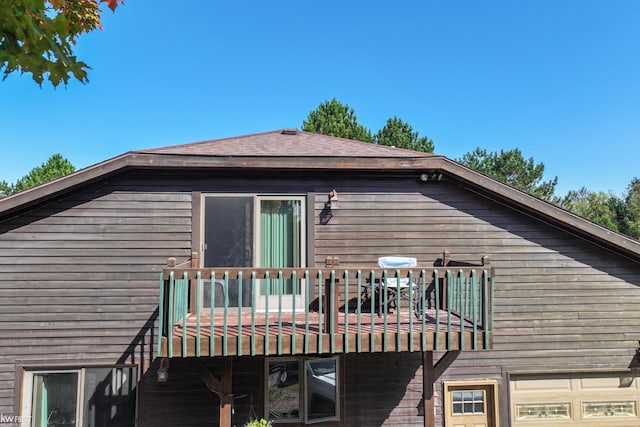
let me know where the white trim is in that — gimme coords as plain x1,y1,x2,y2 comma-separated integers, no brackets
21,369,83,427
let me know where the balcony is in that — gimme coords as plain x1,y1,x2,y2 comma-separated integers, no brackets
157,258,494,358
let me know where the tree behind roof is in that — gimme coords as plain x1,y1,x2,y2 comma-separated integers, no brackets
302,98,373,142
559,187,620,231
621,178,640,239
3,154,75,197
375,116,434,152
458,147,558,202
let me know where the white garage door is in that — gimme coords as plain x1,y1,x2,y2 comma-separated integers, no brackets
510,372,640,426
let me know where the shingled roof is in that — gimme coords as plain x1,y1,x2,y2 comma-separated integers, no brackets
136,129,435,158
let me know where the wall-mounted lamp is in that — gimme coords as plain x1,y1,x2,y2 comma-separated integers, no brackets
419,172,442,182
157,358,170,383
327,189,339,209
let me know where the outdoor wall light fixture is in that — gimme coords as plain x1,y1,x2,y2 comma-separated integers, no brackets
157,358,170,383
419,172,442,182
327,189,339,209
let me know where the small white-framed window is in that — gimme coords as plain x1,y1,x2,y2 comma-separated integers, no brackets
22,369,82,427
21,366,137,427
265,357,339,424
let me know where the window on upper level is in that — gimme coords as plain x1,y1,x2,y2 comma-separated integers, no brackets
202,195,306,311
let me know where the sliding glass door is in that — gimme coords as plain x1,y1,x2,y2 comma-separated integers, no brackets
203,195,305,311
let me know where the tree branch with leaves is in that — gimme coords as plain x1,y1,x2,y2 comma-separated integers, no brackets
0,0,122,87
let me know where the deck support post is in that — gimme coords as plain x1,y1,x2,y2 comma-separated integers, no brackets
220,357,233,427
423,351,435,427
190,359,233,427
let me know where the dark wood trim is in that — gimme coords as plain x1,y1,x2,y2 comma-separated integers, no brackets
500,370,512,427
220,357,233,427
306,192,316,267
0,154,130,217
339,354,346,427
423,351,434,427
13,362,23,418
191,191,202,258
126,153,440,171
434,351,460,380
190,359,222,395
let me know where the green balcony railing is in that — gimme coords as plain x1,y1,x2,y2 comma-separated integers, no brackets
157,263,494,358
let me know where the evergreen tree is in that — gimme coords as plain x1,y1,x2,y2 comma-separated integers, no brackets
559,187,620,231
374,116,434,152
458,147,558,202
302,98,373,142
1,154,76,197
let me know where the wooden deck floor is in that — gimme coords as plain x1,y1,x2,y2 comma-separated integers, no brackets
161,309,491,357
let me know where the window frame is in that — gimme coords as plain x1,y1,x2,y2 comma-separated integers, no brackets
200,194,307,313
21,369,83,427
200,194,306,268
21,365,138,427
443,380,499,427
264,356,340,425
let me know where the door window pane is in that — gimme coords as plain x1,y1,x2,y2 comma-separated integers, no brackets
452,389,484,414
267,360,301,420
204,197,254,267
260,200,302,296
203,197,254,307
306,359,337,422
32,372,78,427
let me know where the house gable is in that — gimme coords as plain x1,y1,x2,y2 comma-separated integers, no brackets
0,129,638,261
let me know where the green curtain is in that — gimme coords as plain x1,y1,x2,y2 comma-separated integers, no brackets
32,375,48,427
260,200,301,295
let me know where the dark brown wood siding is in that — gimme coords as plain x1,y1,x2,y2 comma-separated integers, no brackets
313,178,640,426
344,352,425,426
1,170,639,426
0,172,193,417
141,352,425,427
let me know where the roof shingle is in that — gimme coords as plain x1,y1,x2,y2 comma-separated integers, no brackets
135,129,435,158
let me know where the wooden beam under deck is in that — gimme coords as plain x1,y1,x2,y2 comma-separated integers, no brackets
160,309,492,357
160,330,491,358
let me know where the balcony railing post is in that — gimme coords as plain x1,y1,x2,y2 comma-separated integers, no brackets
188,251,199,314
323,270,338,336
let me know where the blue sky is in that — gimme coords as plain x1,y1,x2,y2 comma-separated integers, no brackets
2,1,639,197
